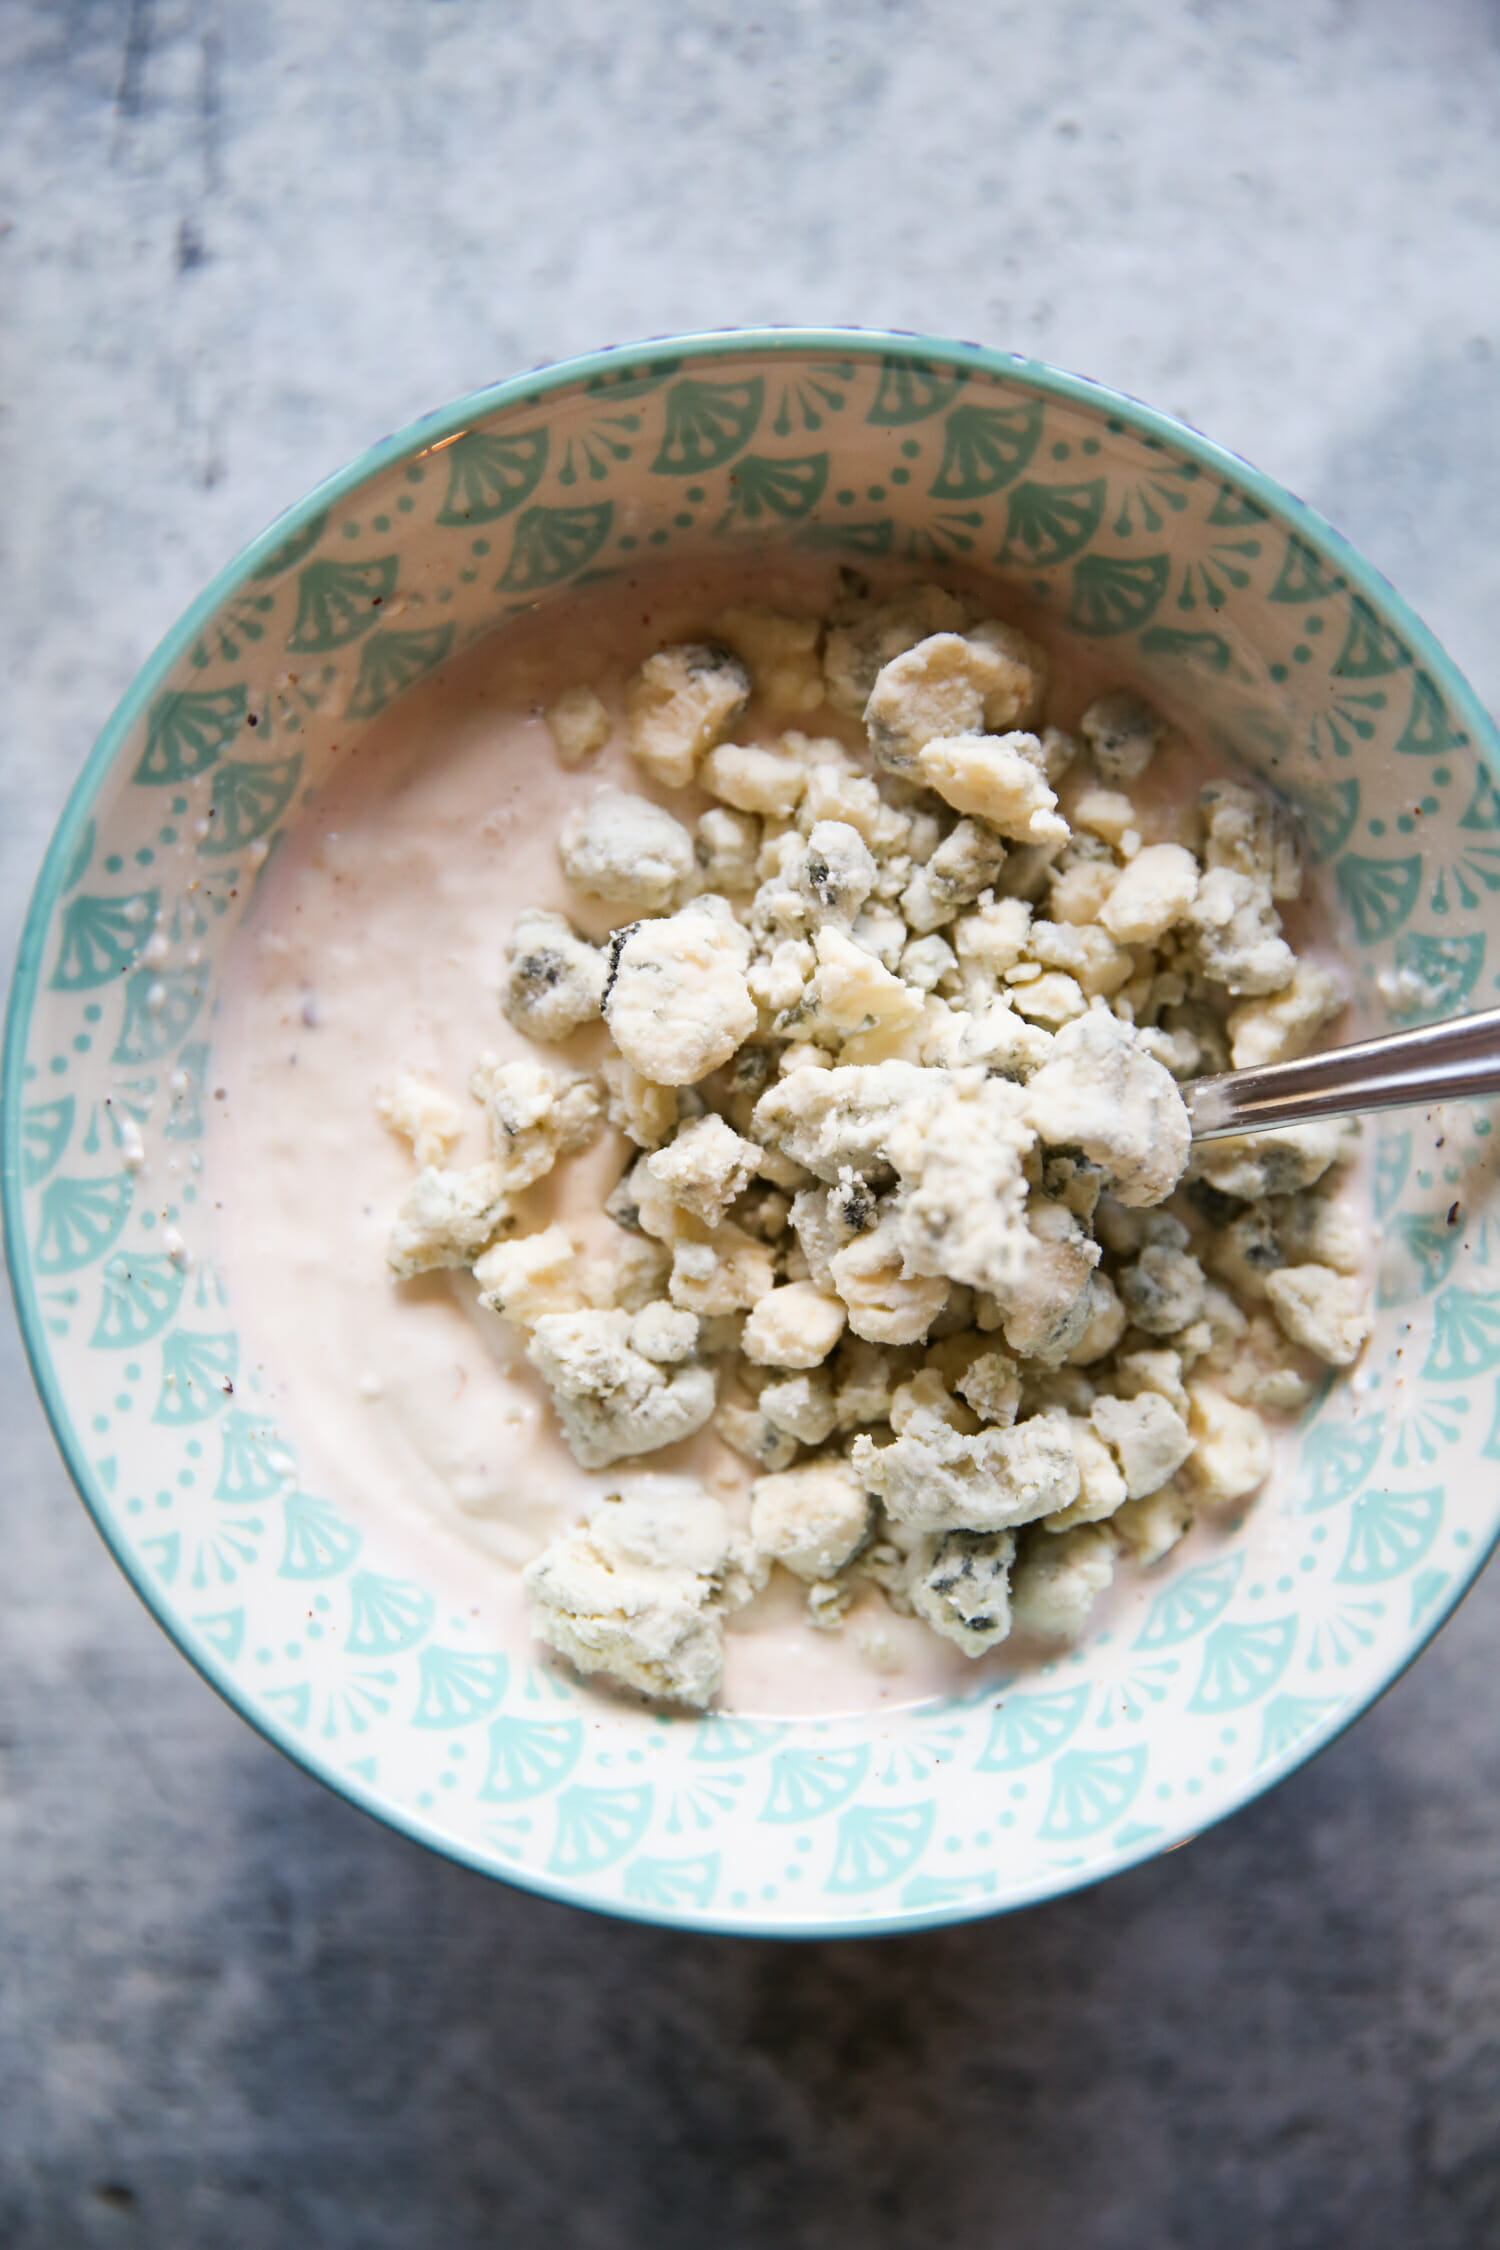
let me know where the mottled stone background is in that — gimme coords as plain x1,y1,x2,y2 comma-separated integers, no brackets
4,3,1500,2243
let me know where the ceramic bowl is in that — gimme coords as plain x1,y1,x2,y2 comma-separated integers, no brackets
8,329,1500,1936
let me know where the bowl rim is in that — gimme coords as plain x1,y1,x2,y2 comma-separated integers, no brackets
7,323,1500,1938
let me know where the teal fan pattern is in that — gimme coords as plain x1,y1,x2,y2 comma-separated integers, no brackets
8,332,1500,1936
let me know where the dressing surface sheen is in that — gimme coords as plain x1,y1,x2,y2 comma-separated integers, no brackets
211,559,1331,1716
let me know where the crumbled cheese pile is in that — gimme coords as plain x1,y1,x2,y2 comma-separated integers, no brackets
381,584,1372,1707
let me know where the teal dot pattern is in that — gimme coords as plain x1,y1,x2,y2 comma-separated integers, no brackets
8,338,1500,1934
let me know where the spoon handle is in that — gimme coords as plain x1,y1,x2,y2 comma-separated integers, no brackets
1184,1003,1500,1142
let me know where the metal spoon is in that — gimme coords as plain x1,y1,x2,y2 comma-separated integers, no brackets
1184,1004,1500,1142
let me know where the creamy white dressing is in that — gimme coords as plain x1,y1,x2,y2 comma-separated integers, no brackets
209,557,1351,1715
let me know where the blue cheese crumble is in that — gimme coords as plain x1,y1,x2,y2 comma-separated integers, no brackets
382,583,1372,1704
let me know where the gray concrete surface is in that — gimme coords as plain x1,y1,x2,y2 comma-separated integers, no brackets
5,3,1500,2243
